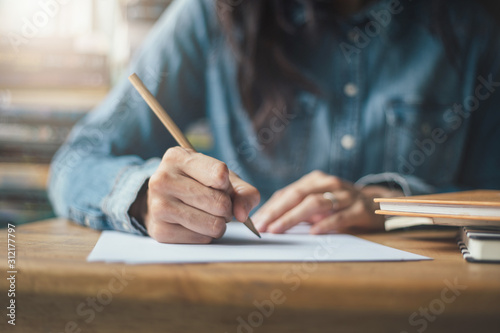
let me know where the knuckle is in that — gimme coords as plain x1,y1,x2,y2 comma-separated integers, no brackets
305,194,321,208
212,191,232,216
150,167,180,194
148,221,168,242
150,197,176,220
210,162,229,188
148,172,161,188
148,197,163,215
148,172,168,192
210,216,227,238
163,146,184,161
289,188,304,202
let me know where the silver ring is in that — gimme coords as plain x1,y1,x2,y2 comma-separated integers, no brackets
323,192,338,210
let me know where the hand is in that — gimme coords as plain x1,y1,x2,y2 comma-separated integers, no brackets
130,147,260,243
252,170,403,234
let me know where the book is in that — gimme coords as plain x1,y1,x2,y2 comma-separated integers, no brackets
384,216,459,231
457,227,500,263
375,190,500,227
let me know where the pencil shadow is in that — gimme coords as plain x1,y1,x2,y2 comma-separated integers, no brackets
211,237,298,246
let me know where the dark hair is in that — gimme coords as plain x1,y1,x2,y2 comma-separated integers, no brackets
217,0,331,130
216,0,493,130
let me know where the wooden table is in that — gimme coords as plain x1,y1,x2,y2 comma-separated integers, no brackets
1,219,499,333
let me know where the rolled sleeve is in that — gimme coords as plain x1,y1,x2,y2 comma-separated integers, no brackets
48,0,215,234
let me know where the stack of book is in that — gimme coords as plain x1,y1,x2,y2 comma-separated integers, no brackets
375,190,500,263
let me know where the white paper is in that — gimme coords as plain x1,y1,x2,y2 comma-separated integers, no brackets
87,223,431,264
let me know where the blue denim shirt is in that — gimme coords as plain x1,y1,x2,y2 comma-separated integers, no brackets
49,0,500,235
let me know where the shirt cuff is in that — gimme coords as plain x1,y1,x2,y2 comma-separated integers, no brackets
101,158,160,235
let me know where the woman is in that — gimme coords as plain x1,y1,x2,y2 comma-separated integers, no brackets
49,0,500,243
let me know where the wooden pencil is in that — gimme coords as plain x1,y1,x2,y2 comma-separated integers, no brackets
128,73,261,238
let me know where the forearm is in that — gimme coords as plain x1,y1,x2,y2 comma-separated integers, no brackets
49,147,159,234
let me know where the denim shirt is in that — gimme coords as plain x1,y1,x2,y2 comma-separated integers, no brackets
48,0,500,235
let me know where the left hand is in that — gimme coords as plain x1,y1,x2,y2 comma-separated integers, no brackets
252,170,403,234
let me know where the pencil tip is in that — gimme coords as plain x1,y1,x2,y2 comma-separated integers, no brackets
244,218,261,238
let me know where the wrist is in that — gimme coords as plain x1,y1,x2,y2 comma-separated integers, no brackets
129,179,149,228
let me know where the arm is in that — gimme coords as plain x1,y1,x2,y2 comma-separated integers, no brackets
254,3,500,234
48,0,216,235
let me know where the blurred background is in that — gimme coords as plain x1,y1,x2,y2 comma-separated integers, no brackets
0,0,173,226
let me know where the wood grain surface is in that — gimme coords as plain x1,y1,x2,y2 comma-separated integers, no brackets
1,218,499,333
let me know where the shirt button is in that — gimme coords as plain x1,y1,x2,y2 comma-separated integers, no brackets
341,134,356,150
421,122,432,136
344,83,358,97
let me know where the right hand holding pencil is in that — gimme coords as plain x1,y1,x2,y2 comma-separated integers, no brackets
131,147,260,244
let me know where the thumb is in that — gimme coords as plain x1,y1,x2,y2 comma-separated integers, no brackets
230,173,260,222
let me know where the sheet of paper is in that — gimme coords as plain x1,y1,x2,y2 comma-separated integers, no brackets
87,223,431,264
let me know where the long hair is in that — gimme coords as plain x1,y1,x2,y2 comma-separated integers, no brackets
217,0,331,130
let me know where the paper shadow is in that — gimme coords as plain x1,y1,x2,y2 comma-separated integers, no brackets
211,237,298,246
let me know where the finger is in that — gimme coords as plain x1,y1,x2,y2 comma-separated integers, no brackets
308,213,330,224
163,175,233,221
147,220,214,244
163,147,231,190
253,187,310,232
266,190,355,233
253,171,344,230
149,196,227,239
265,193,332,233
321,190,355,212
230,174,261,222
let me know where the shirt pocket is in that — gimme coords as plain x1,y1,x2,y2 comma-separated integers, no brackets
383,100,468,186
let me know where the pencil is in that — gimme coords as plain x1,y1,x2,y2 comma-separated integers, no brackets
128,73,261,238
